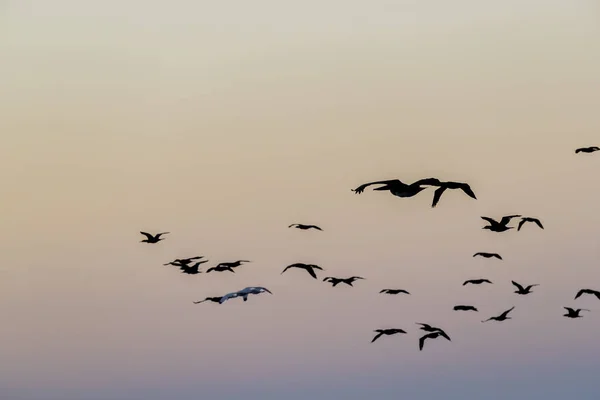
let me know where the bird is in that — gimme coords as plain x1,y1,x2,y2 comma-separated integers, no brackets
351,177,441,198
482,306,515,322
219,286,272,304
416,323,449,336
517,217,544,231
206,265,236,273
140,231,170,243
480,215,521,232
289,224,322,231
178,261,207,275
371,328,407,343
512,281,539,295
463,279,493,286
214,260,250,269
575,146,599,154
427,180,477,208
473,252,502,260
323,276,365,287
454,305,478,312
380,289,410,295
164,256,204,266
574,288,600,300
193,296,222,304
419,330,451,351
563,307,590,318
281,263,323,279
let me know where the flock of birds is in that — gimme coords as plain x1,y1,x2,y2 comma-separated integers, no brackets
139,145,600,351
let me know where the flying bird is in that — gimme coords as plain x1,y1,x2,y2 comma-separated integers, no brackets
480,215,521,232
419,330,451,351
512,281,539,295
351,177,441,198
427,180,477,208
454,305,478,312
219,286,272,304
482,306,515,322
517,217,544,231
563,307,590,318
380,289,410,295
206,265,236,274
178,261,207,275
574,288,600,300
214,260,250,269
323,276,365,287
463,279,493,286
371,328,407,343
281,263,323,279
140,231,170,243
575,146,599,154
473,252,502,260
193,296,222,304
416,323,449,336
164,256,204,266
289,224,322,231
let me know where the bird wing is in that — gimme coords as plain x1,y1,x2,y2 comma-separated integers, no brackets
352,179,402,193
219,292,240,303
458,183,477,200
351,276,365,280
463,280,472,285
575,148,582,153
532,218,544,229
500,215,521,225
493,254,502,260
564,307,575,313
483,279,493,284
574,289,587,299
412,177,442,187
438,330,451,341
288,224,298,228
156,232,170,236
379,289,388,293
473,253,482,257
312,226,323,230
431,187,447,208
281,265,295,274
311,265,324,270
418,335,427,351
206,267,215,273
480,216,497,225
371,332,384,343
140,231,154,239
499,306,515,318
306,267,318,279
511,281,525,291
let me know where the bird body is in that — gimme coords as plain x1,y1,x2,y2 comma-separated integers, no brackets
482,306,515,322
323,276,365,287
463,279,493,286
512,281,539,295
281,263,323,279
371,328,406,343
454,305,478,312
380,289,410,295
289,224,322,231
219,286,272,304
140,231,170,243
473,252,502,260
517,217,544,231
575,146,599,154
178,261,207,275
480,215,521,232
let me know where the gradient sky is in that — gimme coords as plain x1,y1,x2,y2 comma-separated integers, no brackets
2,1,600,399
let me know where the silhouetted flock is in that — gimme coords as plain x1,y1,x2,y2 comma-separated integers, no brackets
140,146,599,351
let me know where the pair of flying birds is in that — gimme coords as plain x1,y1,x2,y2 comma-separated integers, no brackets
281,263,364,286
371,323,451,351
480,215,544,232
163,256,250,275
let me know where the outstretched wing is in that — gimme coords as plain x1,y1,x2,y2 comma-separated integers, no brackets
431,187,447,208
288,224,298,228
493,253,502,260
352,179,402,194
532,218,544,229
463,280,472,286
574,289,588,299
564,307,575,313
511,281,525,292
371,332,384,343
306,267,318,279
379,289,389,293
140,231,154,240
499,306,515,318
438,330,451,341
156,232,170,237
517,219,526,231
480,216,497,225
458,183,477,200
412,177,442,187
309,225,323,230
500,215,521,225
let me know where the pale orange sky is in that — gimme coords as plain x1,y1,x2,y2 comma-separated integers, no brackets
1,1,600,399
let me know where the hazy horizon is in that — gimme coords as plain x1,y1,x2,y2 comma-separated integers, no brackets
2,1,600,399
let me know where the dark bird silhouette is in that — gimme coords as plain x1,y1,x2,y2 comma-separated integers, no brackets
140,231,169,243
473,252,502,260
463,279,493,286
512,281,539,295
480,215,521,232
193,296,222,304
575,146,599,154
323,276,365,287
219,286,272,303
164,256,204,266
206,265,235,273
351,177,441,198
454,305,478,312
419,330,451,351
178,261,207,275
380,289,410,295
416,323,449,337
281,263,323,279
574,288,600,300
517,217,544,231
563,307,590,318
482,306,515,322
371,328,407,343
427,180,477,208
214,260,250,269
289,224,322,231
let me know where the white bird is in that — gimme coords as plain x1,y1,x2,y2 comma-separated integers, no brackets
219,286,273,304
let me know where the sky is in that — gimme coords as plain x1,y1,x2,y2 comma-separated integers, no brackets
1,0,600,399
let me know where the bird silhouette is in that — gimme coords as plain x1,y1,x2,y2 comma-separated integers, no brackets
453,305,478,312
512,281,539,295
480,215,521,232
419,330,451,351
206,265,235,273
178,261,207,275
575,146,599,154
574,288,600,300
371,328,407,343
563,307,590,318
482,306,515,322
517,217,544,231
193,296,222,304
463,279,493,286
427,180,477,208
219,286,272,304
473,252,502,260
140,231,170,243
351,177,441,198
214,260,250,269
323,276,365,287
281,263,323,279
289,224,323,231
380,289,410,295
416,323,449,336
164,256,204,266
